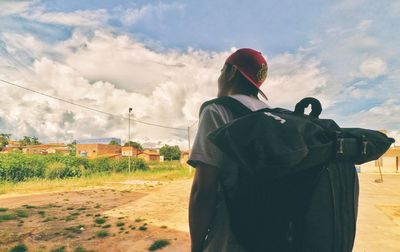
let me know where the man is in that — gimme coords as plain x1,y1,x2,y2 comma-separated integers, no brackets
188,48,269,252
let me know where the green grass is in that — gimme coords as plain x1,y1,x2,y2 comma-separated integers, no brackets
94,217,106,224
0,207,8,212
9,243,28,252
0,162,193,195
0,214,16,222
96,230,109,238
148,239,171,251
15,210,28,218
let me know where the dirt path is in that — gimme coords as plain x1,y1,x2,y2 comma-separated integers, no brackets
0,179,192,252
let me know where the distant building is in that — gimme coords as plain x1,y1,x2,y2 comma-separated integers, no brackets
180,150,190,165
2,140,22,153
76,144,121,159
76,138,121,145
360,146,400,173
138,150,160,162
22,144,69,155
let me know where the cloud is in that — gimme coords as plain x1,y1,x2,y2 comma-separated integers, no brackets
22,8,109,27
0,0,32,16
118,2,185,26
263,53,332,109
0,30,333,148
355,57,387,79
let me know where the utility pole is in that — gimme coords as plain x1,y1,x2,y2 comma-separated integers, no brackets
128,107,132,175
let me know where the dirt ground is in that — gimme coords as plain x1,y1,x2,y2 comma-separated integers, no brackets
0,180,192,252
1,173,400,252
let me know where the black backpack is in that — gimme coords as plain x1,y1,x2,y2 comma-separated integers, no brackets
200,96,394,252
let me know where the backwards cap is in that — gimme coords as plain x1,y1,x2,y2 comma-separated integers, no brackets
226,48,268,99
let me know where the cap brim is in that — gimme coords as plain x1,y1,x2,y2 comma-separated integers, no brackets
237,68,268,101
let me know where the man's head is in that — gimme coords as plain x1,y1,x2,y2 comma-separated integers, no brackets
218,48,268,99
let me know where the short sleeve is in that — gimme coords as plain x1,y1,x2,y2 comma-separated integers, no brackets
187,105,228,168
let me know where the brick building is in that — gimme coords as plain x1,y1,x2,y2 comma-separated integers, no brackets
76,143,121,159
22,144,69,155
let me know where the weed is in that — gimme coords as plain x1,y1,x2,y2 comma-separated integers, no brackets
43,216,57,222
65,224,85,234
23,205,36,209
66,207,74,210
139,225,147,231
85,214,92,217
74,247,92,252
94,217,106,224
0,208,8,212
102,224,111,228
148,239,171,251
77,207,86,211
9,243,28,252
96,230,109,238
37,210,46,217
94,214,101,217
0,213,15,222
16,210,28,218
51,246,66,252
116,221,125,227
135,217,145,222
130,226,136,230
94,204,101,209
65,215,77,221
117,216,124,219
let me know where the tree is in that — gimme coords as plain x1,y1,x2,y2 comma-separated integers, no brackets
68,140,77,156
160,144,181,161
0,133,11,150
20,136,41,146
109,140,120,145
124,141,143,151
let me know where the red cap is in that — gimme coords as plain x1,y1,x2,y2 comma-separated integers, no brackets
226,48,268,97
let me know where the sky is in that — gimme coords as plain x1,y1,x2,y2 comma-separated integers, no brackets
0,0,399,148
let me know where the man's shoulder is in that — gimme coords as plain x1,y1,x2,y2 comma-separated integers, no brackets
199,96,252,118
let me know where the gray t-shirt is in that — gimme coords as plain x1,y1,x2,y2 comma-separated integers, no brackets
188,94,269,252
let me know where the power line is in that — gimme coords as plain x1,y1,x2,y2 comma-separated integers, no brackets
0,78,187,131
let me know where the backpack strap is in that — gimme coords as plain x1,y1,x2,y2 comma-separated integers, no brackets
199,96,253,119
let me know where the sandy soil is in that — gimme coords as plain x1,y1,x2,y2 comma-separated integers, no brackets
0,180,192,252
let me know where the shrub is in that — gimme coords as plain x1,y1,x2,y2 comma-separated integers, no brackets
0,153,46,181
96,230,109,238
111,158,148,172
9,243,28,252
149,239,170,251
133,158,148,171
89,158,113,173
45,162,83,179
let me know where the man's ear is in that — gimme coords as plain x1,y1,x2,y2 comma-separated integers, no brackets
228,65,238,82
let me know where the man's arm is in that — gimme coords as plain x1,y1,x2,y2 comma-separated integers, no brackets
189,162,219,252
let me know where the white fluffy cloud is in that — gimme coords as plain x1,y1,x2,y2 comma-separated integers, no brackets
0,0,32,16
355,57,387,79
22,8,109,27
0,30,334,148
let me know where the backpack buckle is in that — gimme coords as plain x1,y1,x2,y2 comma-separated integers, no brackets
362,135,367,155
336,131,344,155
